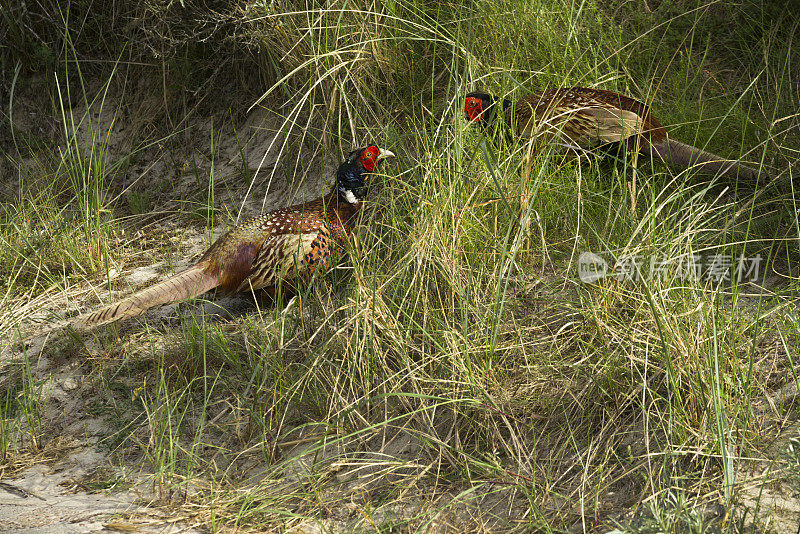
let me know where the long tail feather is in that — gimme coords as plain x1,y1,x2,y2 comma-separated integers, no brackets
73,265,219,328
647,138,766,183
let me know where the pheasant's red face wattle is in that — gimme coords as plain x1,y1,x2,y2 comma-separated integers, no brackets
465,96,484,122
358,145,380,172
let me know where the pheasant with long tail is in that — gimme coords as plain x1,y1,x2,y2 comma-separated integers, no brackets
464,88,766,181
74,145,394,328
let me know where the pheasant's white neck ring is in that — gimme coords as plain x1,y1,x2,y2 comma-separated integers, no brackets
342,190,359,205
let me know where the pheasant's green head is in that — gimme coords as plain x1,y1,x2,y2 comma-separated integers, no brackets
336,145,395,205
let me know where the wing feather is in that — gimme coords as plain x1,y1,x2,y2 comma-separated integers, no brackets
512,88,666,146
239,224,330,292
580,106,645,144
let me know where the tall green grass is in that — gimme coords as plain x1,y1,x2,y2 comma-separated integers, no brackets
1,0,799,531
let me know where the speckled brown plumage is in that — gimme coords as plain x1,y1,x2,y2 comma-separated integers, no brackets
508,87,667,147
74,146,394,328
200,194,360,294
465,88,766,182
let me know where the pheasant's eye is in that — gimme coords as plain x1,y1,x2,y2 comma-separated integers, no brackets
468,101,477,108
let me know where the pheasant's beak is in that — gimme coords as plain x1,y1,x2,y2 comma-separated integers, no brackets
377,148,395,162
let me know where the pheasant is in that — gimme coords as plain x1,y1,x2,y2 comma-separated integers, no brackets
74,145,394,328
464,88,765,182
